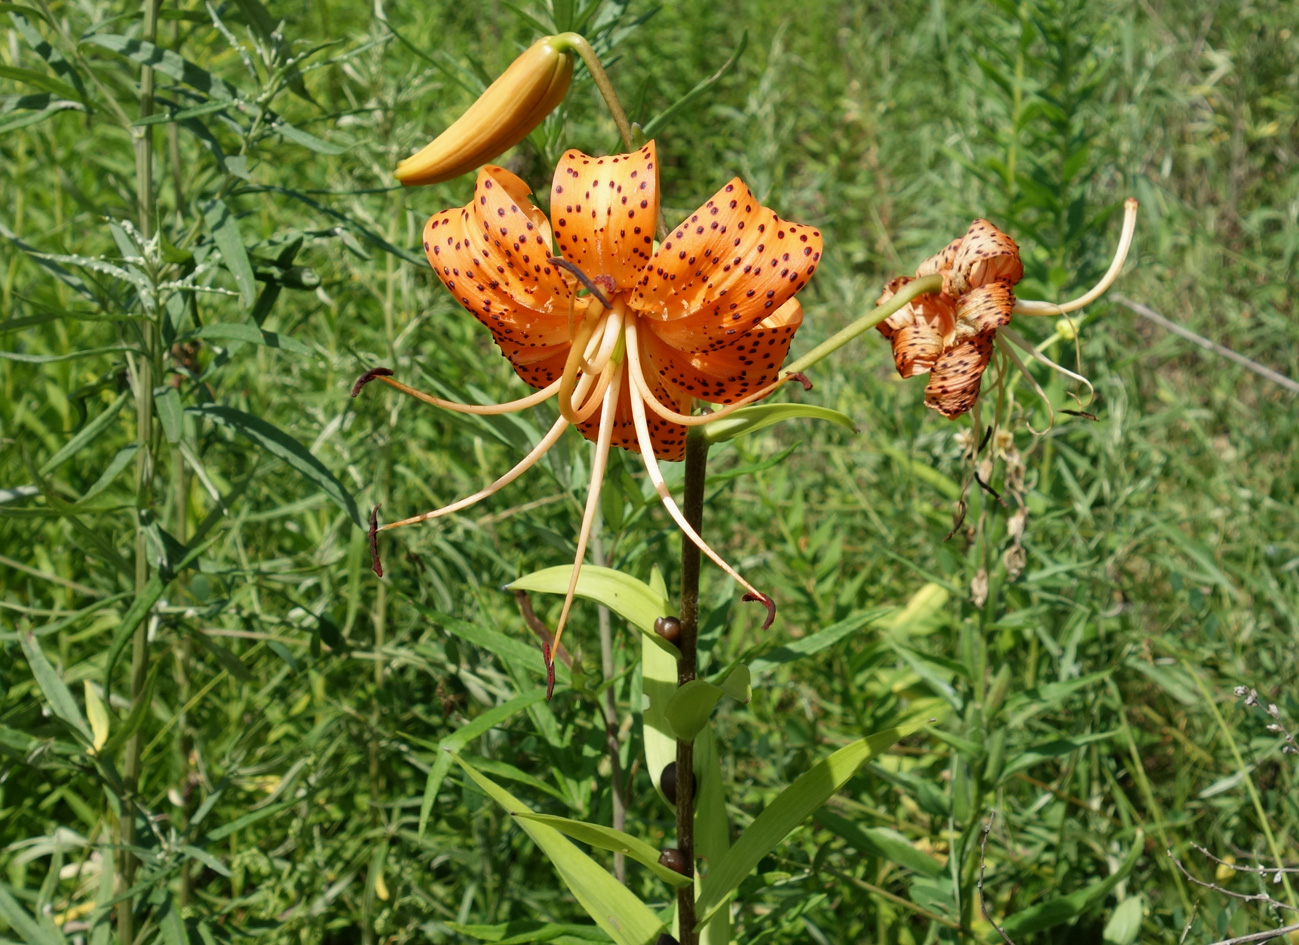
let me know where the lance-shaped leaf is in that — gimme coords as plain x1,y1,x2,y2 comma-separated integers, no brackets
694,715,934,928
511,812,691,888
20,632,91,744
453,754,664,945
664,665,751,742
641,568,678,808
510,565,679,658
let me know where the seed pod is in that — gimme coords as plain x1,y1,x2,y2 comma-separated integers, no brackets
395,35,575,187
658,848,689,875
660,762,696,806
653,615,682,644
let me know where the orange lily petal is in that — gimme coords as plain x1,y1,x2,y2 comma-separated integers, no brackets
916,236,962,279
952,278,1015,343
423,165,575,384
551,143,659,292
640,298,804,404
949,219,1023,295
631,179,822,352
890,322,948,378
923,333,995,419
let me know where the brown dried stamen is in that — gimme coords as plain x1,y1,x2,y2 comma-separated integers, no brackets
352,366,395,397
368,505,383,577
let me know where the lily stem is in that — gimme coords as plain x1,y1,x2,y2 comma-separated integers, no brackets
785,273,943,375
560,33,635,152
675,430,708,944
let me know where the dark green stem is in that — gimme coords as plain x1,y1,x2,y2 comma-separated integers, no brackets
675,431,709,944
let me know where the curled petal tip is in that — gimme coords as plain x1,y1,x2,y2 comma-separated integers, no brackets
742,592,777,630
543,642,556,701
352,366,394,397
788,371,813,391
368,505,384,577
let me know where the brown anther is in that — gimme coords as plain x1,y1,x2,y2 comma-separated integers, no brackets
352,366,394,397
787,371,812,391
1062,409,1099,421
368,505,383,577
742,591,777,630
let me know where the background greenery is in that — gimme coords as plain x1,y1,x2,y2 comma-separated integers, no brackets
3,0,1297,942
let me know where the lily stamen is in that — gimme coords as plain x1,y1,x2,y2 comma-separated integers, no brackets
547,369,625,686
626,323,776,629
355,369,563,415
994,336,1054,435
998,325,1096,405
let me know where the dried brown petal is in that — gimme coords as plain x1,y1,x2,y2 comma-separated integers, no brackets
923,333,995,418
949,219,1023,295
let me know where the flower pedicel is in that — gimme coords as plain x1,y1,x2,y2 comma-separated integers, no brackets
357,142,822,696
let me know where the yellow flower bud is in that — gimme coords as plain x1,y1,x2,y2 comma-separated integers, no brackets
395,35,575,187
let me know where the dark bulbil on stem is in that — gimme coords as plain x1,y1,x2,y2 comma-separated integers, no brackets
654,615,682,644
660,761,696,807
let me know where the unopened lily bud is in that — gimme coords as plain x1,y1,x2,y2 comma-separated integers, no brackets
395,34,575,187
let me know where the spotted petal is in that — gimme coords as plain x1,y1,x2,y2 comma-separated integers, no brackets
423,166,576,385
551,143,659,293
923,334,995,419
631,179,822,353
641,298,804,404
948,219,1023,295
915,236,962,279
952,278,1014,343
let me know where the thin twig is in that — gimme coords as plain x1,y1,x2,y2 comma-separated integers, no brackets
1114,295,1299,394
1206,922,1299,945
979,812,1017,945
1168,850,1299,912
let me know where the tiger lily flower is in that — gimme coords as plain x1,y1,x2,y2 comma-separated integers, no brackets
877,198,1137,421
356,142,822,695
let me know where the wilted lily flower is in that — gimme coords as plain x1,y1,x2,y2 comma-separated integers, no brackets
358,141,822,694
877,199,1138,421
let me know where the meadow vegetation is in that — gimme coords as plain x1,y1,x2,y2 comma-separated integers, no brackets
2,0,1297,942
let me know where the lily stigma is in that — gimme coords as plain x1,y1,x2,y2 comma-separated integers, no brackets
356,142,823,696
877,198,1138,423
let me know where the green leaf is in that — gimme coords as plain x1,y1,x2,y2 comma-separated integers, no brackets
664,665,750,742
0,64,81,99
511,812,692,888
0,883,63,945
415,688,547,836
154,386,184,445
1000,730,1119,779
201,199,256,307
188,403,361,527
815,810,943,877
509,565,678,657
1000,832,1143,937
100,661,163,758
82,34,238,100
453,755,664,945
700,403,856,445
1102,895,1144,945
692,727,732,945
84,681,109,753
694,715,933,928
189,322,310,355
38,391,129,476
748,609,885,675
19,632,92,743
447,921,609,943
641,603,678,809
272,118,347,155
204,799,298,842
